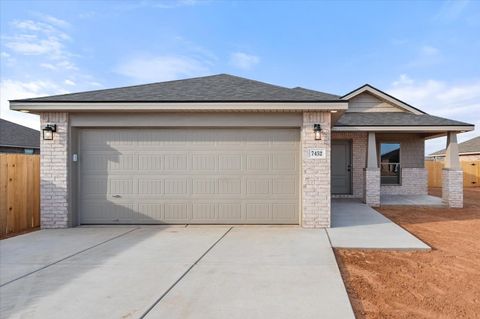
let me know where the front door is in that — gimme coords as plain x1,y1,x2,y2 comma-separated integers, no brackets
331,140,352,194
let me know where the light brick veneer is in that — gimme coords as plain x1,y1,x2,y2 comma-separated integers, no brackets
302,112,331,228
442,169,463,208
381,168,428,195
364,168,380,207
332,132,367,198
40,112,70,228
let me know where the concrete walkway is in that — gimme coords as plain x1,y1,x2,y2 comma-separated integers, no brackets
0,226,354,319
327,199,430,250
381,194,443,206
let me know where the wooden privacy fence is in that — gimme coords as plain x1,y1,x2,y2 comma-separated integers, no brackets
0,154,40,238
425,160,480,188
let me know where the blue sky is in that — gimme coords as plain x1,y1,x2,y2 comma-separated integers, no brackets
1,0,479,154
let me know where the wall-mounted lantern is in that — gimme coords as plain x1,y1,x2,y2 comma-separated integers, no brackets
313,123,322,140
42,124,56,140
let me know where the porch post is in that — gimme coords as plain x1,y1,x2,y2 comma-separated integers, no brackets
364,132,380,207
442,132,463,208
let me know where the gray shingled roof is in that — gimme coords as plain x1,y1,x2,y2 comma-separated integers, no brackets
335,112,473,127
0,119,40,148
291,87,340,100
11,74,341,103
429,136,480,156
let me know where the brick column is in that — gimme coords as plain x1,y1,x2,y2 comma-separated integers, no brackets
40,112,70,228
364,168,380,206
364,132,380,207
301,111,331,228
442,169,463,208
442,132,463,208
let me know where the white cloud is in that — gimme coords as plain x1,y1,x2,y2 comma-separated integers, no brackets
3,16,75,71
0,80,69,130
5,34,63,55
40,63,58,70
64,79,76,86
387,75,480,154
229,52,260,70
116,55,209,82
37,14,70,28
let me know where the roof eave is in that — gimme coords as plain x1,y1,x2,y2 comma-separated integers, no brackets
10,101,349,112
332,125,474,132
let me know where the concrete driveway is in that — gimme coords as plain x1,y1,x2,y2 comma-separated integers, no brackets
0,226,354,319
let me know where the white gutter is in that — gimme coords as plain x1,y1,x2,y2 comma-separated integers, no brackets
332,125,474,132
10,101,349,112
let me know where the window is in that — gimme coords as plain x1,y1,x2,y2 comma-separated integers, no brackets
24,149,34,155
380,143,400,185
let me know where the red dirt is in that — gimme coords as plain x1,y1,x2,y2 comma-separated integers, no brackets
335,188,480,319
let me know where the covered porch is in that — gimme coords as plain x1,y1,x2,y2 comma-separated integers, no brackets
331,115,472,209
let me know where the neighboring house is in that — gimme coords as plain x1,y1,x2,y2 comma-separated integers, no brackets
0,118,40,154
9,74,474,229
427,136,480,161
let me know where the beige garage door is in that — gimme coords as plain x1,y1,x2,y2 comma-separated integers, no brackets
78,128,300,224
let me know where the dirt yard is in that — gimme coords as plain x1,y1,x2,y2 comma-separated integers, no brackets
335,188,480,319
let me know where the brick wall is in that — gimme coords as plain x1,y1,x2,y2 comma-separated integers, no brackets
332,132,367,198
381,168,428,195
302,112,331,228
40,112,70,228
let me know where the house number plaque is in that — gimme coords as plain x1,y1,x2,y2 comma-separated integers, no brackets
308,148,326,159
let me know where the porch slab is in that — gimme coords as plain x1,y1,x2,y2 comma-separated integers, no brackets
327,199,430,250
381,194,443,206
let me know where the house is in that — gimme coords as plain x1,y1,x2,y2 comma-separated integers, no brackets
9,74,474,228
427,136,480,161
0,118,40,154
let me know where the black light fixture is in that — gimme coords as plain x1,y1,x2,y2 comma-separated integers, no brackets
313,123,322,140
42,124,56,140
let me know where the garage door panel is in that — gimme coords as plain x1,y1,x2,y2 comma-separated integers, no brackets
272,177,298,195
164,202,190,222
164,153,188,170
218,203,242,221
272,152,297,171
218,154,242,170
138,154,164,171
272,205,297,222
246,177,270,195
138,203,164,221
246,203,271,220
164,178,189,196
138,178,164,196
79,128,299,224
192,153,217,171
246,154,270,170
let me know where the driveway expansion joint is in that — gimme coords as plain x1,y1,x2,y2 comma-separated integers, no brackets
138,226,233,319
0,227,139,288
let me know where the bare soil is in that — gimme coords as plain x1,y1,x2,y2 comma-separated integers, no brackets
335,188,480,319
